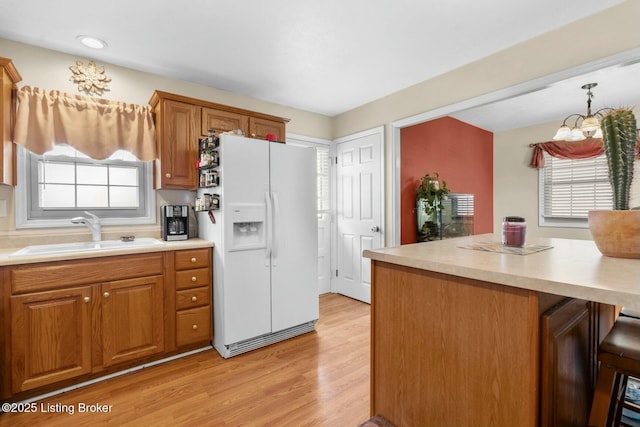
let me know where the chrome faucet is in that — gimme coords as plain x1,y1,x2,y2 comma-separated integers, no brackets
71,211,102,242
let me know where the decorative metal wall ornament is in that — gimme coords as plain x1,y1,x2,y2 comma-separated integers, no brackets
69,60,111,96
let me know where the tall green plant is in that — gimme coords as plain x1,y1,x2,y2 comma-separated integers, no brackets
601,108,637,210
416,172,450,215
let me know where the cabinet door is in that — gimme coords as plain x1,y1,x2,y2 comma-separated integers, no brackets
0,58,21,186
248,117,285,142
158,100,198,189
540,298,592,427
201,107,248,136
101,276,164,367
11,286,92,393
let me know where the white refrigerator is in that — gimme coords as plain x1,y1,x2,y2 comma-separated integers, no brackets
198,134,319,358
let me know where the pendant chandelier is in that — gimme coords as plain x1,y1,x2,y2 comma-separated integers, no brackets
552,83,610,141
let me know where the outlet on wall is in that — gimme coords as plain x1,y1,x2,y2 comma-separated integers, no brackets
0,199,6,217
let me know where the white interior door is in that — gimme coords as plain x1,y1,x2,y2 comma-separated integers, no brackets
335,128,383,303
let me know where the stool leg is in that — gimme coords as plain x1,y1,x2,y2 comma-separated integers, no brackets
612,375,629,426
589,363,618,427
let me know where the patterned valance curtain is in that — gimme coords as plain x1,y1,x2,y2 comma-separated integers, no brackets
14,86,156,161
530,139,640,168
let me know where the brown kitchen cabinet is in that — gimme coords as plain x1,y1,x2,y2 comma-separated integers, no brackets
101,276,165,367
369,261,616,427
150,90,288,149
10,286,93,393
1,248,213,401
201,107,248,137
249,116,286,142
540,299,616,427
150,94,199,189
173,248,212,347
0,57,22,185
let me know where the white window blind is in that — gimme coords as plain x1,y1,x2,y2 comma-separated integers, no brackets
316,146,331,213
541,152,612,221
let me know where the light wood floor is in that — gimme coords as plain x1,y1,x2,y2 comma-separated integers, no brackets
0,293,370,427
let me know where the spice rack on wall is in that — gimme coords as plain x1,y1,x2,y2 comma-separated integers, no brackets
195,130,220,212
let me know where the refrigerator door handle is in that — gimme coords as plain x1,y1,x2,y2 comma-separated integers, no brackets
272,191,280,266
265,191,273,263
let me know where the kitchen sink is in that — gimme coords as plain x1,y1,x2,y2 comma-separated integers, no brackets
10,238,165,257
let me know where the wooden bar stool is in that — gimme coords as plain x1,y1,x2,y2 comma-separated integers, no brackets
589,314,640,427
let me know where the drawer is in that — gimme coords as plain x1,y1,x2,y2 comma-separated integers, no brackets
176,306,211,347
175,249,210,270
176,286,210,310
11,253,164,294
175,268,210,290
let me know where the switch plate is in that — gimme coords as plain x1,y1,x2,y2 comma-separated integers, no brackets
0,200,6,217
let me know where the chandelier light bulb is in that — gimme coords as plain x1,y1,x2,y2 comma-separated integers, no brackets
553,125,571,140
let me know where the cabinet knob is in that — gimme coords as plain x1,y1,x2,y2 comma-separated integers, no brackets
191,257,197,263
165,173,171,178
191,276,197,282
103,292,110,298
191,296,198,302
192,324,198,331
84,296,91,303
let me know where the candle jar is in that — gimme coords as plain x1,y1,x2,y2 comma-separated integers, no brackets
502,216,526,247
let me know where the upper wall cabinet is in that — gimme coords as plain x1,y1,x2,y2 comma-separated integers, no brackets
0,57,22,186
201,107,248,137
249,117,286,142
150,91,289,190
150,95,199,189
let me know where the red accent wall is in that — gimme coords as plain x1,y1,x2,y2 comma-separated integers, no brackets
400,116,494,244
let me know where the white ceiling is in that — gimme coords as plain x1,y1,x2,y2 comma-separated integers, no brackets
0,0,633,129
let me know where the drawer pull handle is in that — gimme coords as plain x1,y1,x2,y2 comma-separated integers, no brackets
84,296,91,303
191,276,197,282
191,296,197,302
192,324,198,330
165,173,171,178
103,292,110,298
191,257,197,263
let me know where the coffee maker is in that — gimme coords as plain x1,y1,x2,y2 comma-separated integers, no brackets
161,205,189,241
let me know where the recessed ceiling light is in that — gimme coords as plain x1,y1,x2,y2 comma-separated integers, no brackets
77,35,107,49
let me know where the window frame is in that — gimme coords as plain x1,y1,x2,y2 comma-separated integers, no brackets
538,151,612,229
15,146,156,229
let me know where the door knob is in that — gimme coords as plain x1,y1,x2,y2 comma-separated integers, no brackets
371,226,380,232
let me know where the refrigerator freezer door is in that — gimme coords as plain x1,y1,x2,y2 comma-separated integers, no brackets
220,135,272,344
269,142,319,332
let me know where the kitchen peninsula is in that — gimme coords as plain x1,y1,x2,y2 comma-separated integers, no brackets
363,235,640,427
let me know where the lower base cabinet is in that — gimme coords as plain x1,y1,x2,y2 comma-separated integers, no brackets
540,299,616,427
11,286,93,393
370,261,615,427
2,247,212,400
101,276,165,368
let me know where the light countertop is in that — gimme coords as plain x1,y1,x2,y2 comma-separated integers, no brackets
0,238,213,266
363,234,640,311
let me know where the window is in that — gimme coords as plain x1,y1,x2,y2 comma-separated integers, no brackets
539,152,612,227
16,145,155,228
315,145,331,215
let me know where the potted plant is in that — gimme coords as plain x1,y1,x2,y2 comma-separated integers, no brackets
415,173,450,241
588,108,640,258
